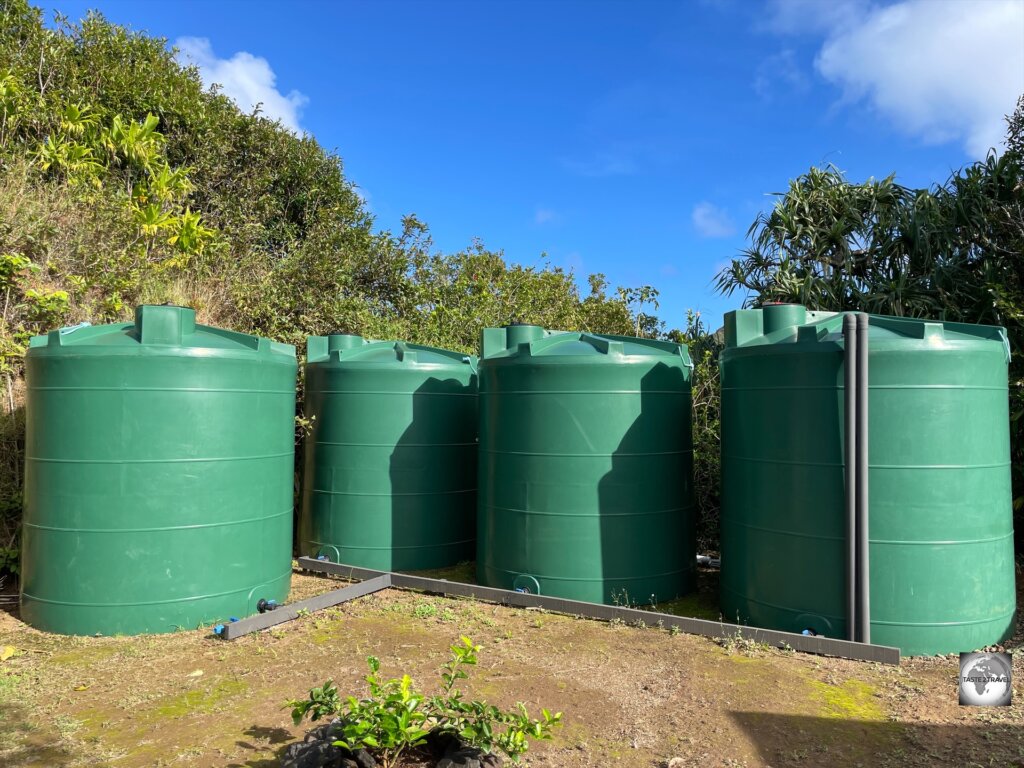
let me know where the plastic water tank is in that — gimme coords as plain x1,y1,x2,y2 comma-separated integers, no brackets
21,305,297,635
300,335,477,570
720,303,1015,654
477,325,695,604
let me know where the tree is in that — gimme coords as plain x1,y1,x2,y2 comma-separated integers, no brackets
717,94,1024,531
0,1,676,576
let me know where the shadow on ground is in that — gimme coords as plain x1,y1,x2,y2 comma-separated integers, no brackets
0,576,19,619
0,700,71,767
732,712,1024,767
226,724,297,767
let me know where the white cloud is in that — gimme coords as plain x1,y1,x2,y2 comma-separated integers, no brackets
753,49,809,100
763,0,866,35
692,202,736,238
561,151,638,177
534,207,559,225
175,37,308,132
765,0,1024,158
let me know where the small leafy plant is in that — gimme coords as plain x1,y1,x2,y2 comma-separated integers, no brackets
285,636,561,767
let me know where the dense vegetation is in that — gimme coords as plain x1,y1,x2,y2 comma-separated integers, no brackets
0,0,1018,582
0,1,705,577
718,97,1024,543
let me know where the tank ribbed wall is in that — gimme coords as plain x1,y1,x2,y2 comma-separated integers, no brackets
477,326,695,604
720,306,1016,655
299,336,477,571
20,305,297,636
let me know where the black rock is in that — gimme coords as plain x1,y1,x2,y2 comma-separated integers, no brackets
306,724,341,743
421,728,503,768
279,724,380,768
279,732,344,768
437,758,477,768
425,727,461,758
439,746,505,768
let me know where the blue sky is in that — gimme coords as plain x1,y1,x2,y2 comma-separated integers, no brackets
45,0,1024,329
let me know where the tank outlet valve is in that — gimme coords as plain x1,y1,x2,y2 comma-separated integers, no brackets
256,598,279,614
212,624,226,635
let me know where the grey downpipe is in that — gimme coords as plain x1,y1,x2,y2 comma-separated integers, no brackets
856,313,871,644
843,314,857,642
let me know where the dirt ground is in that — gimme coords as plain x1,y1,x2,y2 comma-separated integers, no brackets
1,566,1022,768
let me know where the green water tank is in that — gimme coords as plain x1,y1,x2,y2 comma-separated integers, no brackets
477,325,695,604
21,305,297,636
720,303,1016,655
299,335,477,570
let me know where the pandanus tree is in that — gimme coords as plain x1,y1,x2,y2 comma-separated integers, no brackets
717,94,1024,521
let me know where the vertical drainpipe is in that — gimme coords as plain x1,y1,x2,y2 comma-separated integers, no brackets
843,314,858,642
856,313,871,644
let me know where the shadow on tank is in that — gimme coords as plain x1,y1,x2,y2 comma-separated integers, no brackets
598,362,695,607
718,338,850,638
387,374,477,571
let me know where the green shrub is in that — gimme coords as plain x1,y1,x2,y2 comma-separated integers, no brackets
286,636,562,766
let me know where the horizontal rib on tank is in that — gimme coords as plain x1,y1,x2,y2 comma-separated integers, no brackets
477,325,695,605
299,334,478,571
20,305,297,635
719,303,1015,655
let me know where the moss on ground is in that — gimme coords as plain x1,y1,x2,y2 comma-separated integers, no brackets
811,678,886,721
152,679,249,719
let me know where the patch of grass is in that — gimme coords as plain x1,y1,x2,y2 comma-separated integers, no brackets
151,679,248,719
412,601,438,620
174,745,204,759
54,714,83,740
655,568,722,620
49,644,121,667
406,561,476,584
716,627,774,657
0,670,22,698
656,591,721,621
408,599,456,622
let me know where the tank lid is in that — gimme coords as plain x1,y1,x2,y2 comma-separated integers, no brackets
724,307,1009,360
762,303,807,335
481,325,691,365
326,334,366,352
28,305,295,358
306,336,476,367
